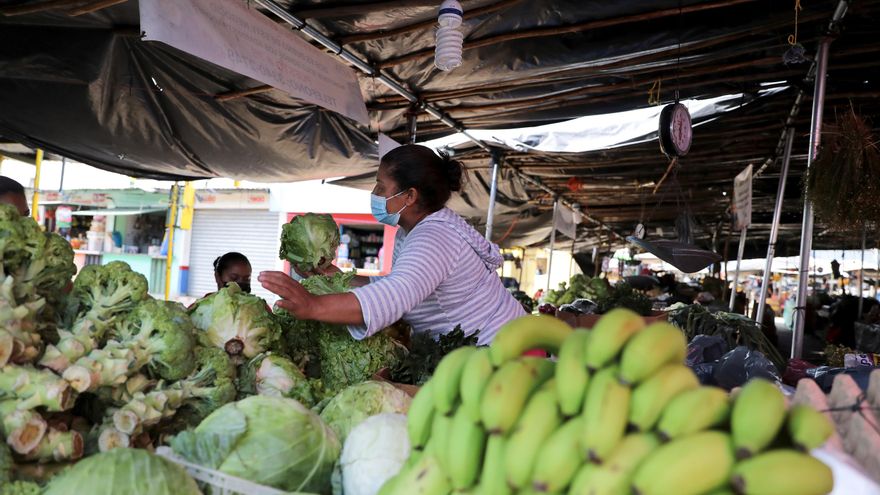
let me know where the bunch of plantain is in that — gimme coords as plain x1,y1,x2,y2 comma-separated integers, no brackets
382,310,836,495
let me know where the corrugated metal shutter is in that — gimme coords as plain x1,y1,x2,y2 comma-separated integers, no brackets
189,209,282,304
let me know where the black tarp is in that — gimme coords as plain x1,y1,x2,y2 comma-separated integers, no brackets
0,3,376,180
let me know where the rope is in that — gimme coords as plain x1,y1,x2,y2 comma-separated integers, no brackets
821,393,880,436
496,215,521,244
788,0,803,45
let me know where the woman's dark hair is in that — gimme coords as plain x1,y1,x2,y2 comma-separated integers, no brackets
381,144,466,212
213,252,250,275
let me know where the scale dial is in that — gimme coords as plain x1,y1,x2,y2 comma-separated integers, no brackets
659,102,693,157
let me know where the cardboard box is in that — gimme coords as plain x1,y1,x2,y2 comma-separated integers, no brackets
555,310,668,329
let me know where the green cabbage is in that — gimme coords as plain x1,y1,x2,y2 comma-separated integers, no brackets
280,213,340,272
319,381,411,443
171,395,341,494
189,283,283,359
43,448,200,495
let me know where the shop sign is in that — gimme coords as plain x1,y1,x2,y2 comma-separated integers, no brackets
195,190,270,209
733,165,752,231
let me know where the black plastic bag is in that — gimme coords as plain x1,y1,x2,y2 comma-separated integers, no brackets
686,334,729,366
692,363,718,385
806,366,875,392
713,346,781,390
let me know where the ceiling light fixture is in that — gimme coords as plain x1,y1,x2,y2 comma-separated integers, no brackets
435,0,463,71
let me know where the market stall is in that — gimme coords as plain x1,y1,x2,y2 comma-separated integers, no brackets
2,0,880,493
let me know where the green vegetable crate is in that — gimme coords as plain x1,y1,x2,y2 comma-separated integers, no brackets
155,447,320,495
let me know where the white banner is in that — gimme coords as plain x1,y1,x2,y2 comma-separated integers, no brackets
140,0,369,124
733,164,752,231
378,133,402,159
554,205,579,239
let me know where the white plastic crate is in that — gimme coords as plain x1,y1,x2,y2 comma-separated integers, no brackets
156,447,319,495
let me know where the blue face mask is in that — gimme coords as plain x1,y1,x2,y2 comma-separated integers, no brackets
370,190,408,226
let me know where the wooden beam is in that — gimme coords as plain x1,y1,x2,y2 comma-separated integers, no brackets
68,0,127,16
1,0,86,16
340,0,523,44
376,0,761,68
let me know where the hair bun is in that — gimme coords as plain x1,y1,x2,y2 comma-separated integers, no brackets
439,151,465,192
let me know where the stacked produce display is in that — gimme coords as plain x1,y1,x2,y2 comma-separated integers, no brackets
384,310,836,495
0,209,412,492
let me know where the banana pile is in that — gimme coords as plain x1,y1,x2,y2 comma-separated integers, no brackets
380,309,837,495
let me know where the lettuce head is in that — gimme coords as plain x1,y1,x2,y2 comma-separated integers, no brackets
280,213,340,272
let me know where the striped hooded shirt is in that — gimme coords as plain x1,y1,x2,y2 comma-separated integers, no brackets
348,207,525,345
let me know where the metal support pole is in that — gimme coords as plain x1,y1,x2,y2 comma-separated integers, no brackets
858,227,867,319
793,39,831,359
59,157,66,191
756,128,795,324
729,227,748,312
546,199,559,293
408,109,418,144
164,183,179,301
485,151,501,241
31,149,43,222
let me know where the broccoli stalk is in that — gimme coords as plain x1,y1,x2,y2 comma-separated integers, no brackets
0,401,47,455
96,372,156,405
97,347,236,451
62,299,196,393
21,426,83,463
0,365,75,411
97,426,131,453
60,344,137,393
0,275,45,366
38,262,148,373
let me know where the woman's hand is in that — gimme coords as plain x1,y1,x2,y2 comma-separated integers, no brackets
258,271,317,319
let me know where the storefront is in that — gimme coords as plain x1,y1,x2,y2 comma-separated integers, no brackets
186,189,285,304
34,189,175,296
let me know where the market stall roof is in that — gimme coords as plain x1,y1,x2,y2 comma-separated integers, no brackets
1,0,879,252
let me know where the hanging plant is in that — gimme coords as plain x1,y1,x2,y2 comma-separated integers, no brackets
804,108,880,230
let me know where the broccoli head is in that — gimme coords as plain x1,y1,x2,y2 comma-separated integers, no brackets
111,298,197,381
16,232,76,303
72,261,148,334
189,283,283,359
178,346,238,421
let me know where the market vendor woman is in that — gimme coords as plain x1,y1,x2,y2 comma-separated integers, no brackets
259,144,524,344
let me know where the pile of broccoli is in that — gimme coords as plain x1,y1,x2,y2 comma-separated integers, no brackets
0,204,409,487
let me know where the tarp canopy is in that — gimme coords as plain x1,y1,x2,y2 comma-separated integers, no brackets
1,0,879,252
